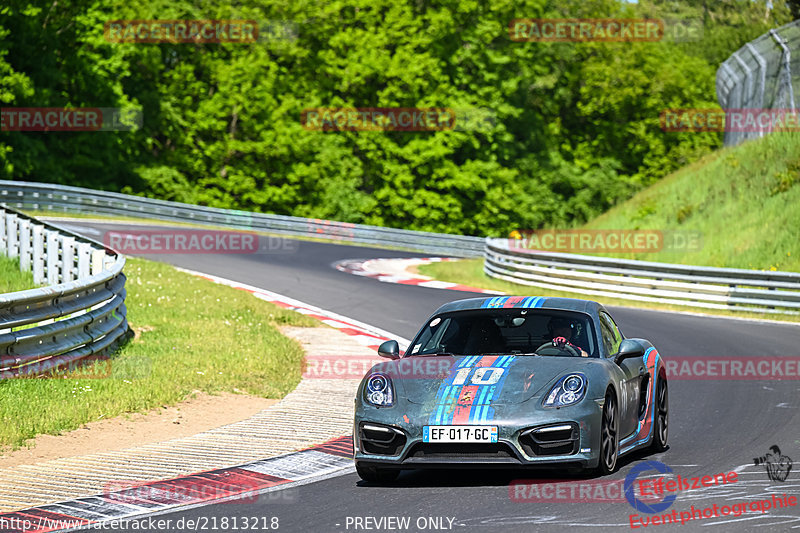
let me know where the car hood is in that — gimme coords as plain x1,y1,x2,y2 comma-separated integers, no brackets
382,354,596,405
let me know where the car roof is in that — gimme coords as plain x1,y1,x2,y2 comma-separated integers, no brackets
431,296,603,316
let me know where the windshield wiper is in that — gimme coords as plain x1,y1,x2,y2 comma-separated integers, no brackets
413,351,456,357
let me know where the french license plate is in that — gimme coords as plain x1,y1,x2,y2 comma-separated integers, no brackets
423,425,498,443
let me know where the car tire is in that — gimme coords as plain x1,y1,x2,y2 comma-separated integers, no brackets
595,391,619,475
650,376,669,452
355,463,400,483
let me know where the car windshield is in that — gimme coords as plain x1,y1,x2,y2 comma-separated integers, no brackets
407,309,597,358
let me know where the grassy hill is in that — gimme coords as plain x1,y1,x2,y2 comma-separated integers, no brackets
418,130,800,319
581,131,800,272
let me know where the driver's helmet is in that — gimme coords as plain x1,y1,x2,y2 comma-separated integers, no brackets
547,316,581,338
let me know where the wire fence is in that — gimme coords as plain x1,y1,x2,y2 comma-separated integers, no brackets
716,19,800,146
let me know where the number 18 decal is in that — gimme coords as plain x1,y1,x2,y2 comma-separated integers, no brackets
452,367,505,386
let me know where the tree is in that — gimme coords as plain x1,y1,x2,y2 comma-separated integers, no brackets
788,0,800,19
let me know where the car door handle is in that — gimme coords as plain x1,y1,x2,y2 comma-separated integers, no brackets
639,367,645,374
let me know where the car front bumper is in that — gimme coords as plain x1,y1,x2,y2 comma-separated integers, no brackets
353,397,605,470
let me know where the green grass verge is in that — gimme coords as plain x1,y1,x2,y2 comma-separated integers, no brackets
0,257,318,450
0,255,37,293
582,131,800,271
417,258,800,323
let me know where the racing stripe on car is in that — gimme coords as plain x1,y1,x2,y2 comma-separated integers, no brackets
447,355,515,424
502,296,525,308
429,355,499,425
469,359,502,423
620,348,660,455
470,355,504,423
481,296,502,308
636,348,660,440
481,296,545,308
451,385,480,424
431,386,451,425
475,355,515,422
429,356,478,425
468,384,492,423
441,356,499,424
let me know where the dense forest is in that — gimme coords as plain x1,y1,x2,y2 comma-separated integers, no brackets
0,0,796,235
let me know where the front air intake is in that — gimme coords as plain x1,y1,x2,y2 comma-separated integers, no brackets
519,423,579,456
359,423,406,456
407,443,516,459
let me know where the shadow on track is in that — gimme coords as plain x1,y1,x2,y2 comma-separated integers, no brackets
355,445,670,488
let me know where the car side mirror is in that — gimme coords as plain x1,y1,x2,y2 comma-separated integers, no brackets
378,340,400,360
614,339,645,365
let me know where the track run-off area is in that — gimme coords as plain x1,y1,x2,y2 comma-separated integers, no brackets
34,222,800,533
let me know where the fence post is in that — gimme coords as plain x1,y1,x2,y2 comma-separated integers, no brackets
18,219,32,271
46,229,60,285
733,53,756,144
77,242,92,278
718,20,800,146
6,214,19,259
745,44,768,140
61,236,76,282
769,29,796,111
91,249,106,275
32,224,45,284
0,211,6,255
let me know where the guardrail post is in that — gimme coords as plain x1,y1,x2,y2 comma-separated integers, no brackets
91,249,105,276
32,224,45,284
61,236,76,282
18,219,31,271
6,213,18,259
0,211,6,255
45,229,60,285
77,242,92,278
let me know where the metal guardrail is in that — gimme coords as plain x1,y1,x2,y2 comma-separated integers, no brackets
485,238,800,315
0,180,485,257
717,19,799,146
0,205,131,378
4,181,798,316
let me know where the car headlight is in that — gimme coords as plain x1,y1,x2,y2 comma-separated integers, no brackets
365,373,394,407
543,373,586,408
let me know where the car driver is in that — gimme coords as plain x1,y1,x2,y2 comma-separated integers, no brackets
548,317,589,357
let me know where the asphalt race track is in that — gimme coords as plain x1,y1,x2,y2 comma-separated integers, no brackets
60,222,800,532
